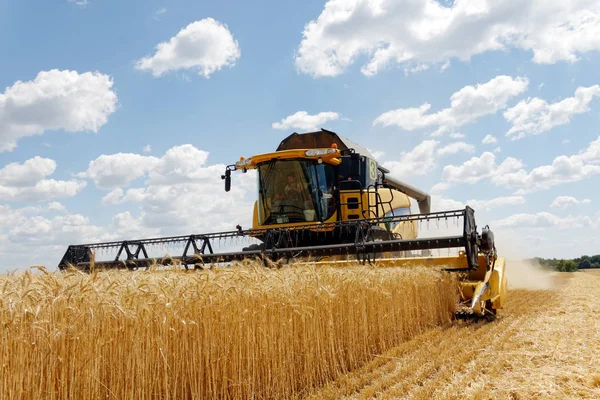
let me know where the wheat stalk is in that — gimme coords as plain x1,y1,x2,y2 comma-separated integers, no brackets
0,263,456,399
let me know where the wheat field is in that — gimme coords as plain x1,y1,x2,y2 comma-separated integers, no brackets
305,269,600,399
0,263,456,399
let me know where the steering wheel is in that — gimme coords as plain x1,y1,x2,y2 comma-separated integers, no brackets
275,204,304,211
272,204,306,220
274,204,305,215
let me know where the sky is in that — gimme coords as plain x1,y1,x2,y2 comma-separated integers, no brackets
0,0,599,271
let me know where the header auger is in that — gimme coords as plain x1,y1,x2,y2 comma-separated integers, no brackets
60,129,507,318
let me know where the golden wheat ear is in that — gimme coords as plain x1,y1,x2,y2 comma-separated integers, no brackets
0,264,460,398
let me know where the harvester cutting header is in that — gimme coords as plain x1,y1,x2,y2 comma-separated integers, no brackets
60,129,507,318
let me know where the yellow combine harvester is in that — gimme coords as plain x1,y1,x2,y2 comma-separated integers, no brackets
60,129,507,318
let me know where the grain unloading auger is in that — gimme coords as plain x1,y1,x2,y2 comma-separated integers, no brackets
59,129,507,318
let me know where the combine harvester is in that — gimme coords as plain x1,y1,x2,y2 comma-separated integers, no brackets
59,130,507,318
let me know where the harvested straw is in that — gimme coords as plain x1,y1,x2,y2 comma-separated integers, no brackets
0,263,456,399
306,271,600,400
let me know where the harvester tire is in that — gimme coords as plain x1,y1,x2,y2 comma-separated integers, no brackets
243,244,264,252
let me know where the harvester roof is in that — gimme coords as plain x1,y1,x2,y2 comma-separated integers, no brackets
277,129,376,160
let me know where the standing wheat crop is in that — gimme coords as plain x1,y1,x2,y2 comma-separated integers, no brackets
0,263,456,399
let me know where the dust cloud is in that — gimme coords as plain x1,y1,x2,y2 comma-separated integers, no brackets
505,259,554,290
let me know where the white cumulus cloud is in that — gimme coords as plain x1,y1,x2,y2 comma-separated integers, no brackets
430,182,453,194
430,195,464,212
295,0,600,77
272,111,340,131
550,196,592,209
493,136,600,193
492,212,593,229
0,157,86,202
78,145,215,189
102,188,125,205
0,69,117,152
78,144,257,235
443,136,600,193
466,196,526,211
135,18,241,78
504,85,600,139
427,194,525,212
437,142,475,156
382,140,439,181
153,7,167,21
368,149,385,161
442,152,524,184
0,203,113,270
482,134,497,144
147,144,213,185
373,76,528,135
68,0,89,7
77,153,160,189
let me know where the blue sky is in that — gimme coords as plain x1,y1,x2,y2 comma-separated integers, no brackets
1,0,599,270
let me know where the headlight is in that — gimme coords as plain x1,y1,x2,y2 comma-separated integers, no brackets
235,158,252,167
305,149,337,157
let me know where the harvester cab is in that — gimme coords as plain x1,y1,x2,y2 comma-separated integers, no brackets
224,129,429,246
59,129,507,319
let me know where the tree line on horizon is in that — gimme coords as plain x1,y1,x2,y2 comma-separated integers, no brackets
529,255,600,272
